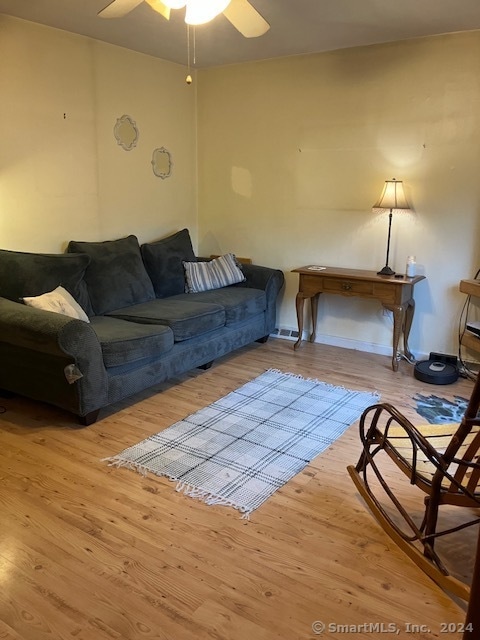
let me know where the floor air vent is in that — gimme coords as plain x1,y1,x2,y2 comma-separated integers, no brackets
271,327,300,340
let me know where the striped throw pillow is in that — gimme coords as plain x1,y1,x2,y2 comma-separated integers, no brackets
183,253,246,293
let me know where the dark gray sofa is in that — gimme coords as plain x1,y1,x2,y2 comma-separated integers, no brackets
0,230,284,424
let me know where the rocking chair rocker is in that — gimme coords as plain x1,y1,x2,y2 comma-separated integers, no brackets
347,372,480,601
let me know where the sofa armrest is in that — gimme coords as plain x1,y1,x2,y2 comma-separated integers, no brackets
0,297,108,416
0,297,96,355
240,264,284,335
240,263,285,296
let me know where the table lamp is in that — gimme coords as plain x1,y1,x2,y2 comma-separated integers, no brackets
373,178,411,276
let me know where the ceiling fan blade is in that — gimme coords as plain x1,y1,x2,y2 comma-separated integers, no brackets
223,0,270,38
144,0,171,19
98,0,144,18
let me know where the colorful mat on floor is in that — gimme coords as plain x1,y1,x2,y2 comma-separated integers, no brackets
413,393,469,424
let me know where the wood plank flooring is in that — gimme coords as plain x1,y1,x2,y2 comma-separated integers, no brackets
0,339,476,639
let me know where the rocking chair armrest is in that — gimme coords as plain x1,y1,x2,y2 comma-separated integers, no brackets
450,456,480,469
448,416,480,447
359,403,446,470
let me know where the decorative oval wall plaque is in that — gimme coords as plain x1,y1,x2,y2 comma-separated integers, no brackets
114,115,139,151
151,147,173,179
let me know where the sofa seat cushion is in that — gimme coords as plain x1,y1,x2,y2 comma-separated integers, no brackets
68,235,155,316
171,287,266,326
107,299,226,342
90,316,174,367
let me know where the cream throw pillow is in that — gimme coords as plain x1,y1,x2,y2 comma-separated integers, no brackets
23,286,90,322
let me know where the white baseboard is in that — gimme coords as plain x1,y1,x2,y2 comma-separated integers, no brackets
271,327,428,361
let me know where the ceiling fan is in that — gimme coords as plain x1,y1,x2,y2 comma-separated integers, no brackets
98,0,270,38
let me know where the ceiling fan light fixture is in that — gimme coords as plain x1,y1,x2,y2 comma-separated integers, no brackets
161,0,186,8
185,0,231,25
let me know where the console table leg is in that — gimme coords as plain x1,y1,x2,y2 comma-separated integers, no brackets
384,304,405,372
403,297,415,361
309,293,321,343
294,293,306,350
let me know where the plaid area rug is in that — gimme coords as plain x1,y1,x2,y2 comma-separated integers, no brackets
103,369,379,517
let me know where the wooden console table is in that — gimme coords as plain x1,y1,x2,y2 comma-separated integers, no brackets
459,279,480,355
292,266,426,371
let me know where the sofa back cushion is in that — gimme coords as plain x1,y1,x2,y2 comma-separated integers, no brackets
0,248,92,314
141,228,196,298
68,235,155,316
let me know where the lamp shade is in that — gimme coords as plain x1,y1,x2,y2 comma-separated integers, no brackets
185,0,231,24
373,178,410,211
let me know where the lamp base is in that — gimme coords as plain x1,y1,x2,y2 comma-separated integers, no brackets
377,265,395,276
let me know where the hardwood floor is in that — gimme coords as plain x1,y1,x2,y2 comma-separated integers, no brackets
0,339,475,639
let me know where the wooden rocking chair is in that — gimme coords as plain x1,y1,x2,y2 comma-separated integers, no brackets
347,372,480,601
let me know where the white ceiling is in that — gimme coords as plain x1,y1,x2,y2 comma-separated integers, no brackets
2,0,480,68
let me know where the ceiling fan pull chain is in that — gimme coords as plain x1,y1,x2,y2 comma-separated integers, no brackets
185,24,196,84
193,25,196,66
186,23,192,84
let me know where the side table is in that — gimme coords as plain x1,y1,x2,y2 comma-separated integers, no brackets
292,266,425,372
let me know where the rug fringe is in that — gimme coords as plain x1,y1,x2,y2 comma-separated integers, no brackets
102,456,151,477
266,368,380,398
176,481,250,518
102,458,252,518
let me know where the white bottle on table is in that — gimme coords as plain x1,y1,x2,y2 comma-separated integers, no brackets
406,256,416,277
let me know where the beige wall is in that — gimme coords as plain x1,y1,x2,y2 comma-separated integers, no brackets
197,32,480,358
2,15,479,359
0,16,197,252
